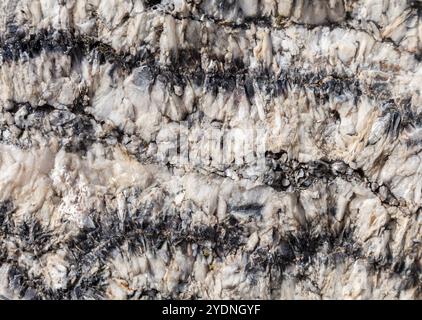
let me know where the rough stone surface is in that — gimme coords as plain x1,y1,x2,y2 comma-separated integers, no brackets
0,0,421,300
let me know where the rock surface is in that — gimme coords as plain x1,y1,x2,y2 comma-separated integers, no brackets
0,0,421,299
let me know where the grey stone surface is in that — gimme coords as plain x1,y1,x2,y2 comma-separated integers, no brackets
0,0,420,299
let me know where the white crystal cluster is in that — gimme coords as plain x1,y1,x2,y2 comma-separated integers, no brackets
0,0,420,299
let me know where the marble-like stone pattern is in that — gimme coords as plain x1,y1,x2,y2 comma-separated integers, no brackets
0,0,421,300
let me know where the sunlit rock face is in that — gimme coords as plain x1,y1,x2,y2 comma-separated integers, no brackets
0,0,421,300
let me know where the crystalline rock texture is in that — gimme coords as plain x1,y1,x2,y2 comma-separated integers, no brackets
0,0,421,300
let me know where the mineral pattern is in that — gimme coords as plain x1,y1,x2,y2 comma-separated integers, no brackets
0,0,421,299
